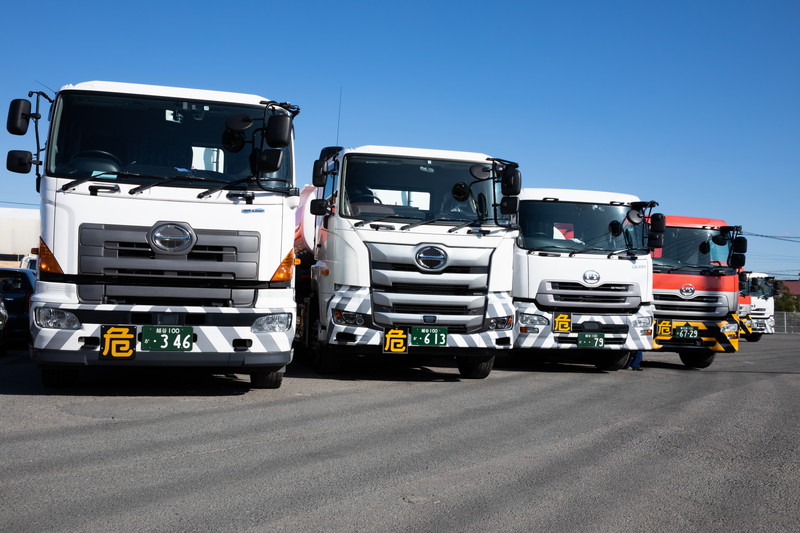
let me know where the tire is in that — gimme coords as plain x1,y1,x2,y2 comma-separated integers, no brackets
744,333,762,343
310,304,340,374
679,351,715,369
457,355,494,379
250,369,283,389
40,365,80,388
594,351,630,371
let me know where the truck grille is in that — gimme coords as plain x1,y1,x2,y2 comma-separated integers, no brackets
536,281,641,310
367,242,493,331
653,293,729,318
76,223,260,306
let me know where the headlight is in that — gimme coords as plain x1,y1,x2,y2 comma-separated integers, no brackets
331,309,367,326
35,307,81,330
488,316,513,330
632,317,653,328
252,313,292,333
720,323,738,333
767,317,775,327
519,313,549,326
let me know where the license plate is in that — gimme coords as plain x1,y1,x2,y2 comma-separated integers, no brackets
674,325,699,339
410,326,448,346
578,332,605,348
141,326,194,351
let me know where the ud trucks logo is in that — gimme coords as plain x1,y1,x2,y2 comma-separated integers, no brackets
415,246,448,270
149,223,195,254
582,270,601,284
679,284,696,297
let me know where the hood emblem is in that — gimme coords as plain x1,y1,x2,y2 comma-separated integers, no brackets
149,223,195,254
582,270,601,284
416,246,448,271
680,284,696,297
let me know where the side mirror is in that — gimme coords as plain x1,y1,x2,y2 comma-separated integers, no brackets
608,220,623,237
649,213,666,233
251,148,283,174
319,146,343,160
312,159,327,187
501,167,521,196
733,236,748,254
7,99,32,135
265,114,292,148
7,150,33,174
729,253,746,269
772,280,783,298
499,196,519,215
309,198,330,216
648,233,664,249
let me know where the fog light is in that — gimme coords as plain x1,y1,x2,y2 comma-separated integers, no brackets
35,307,80,330
332,310,367,326
252,313,292,333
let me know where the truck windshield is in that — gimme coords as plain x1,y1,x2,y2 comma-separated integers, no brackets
652,227,731,270
46,91,291,189
516,200,647,254
749,277,776,298
339,154,500,224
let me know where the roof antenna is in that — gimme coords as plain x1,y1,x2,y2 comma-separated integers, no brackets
335,86,343,145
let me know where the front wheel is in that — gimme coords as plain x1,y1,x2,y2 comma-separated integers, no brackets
249,369,283,389
679,351,715,369
594,351,630,371
457,355,494,379
744,333,763,342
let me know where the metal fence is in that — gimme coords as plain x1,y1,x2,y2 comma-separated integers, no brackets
775,312,800,334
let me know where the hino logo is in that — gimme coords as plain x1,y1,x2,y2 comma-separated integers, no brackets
582,270,601,284
680,284,696,297
416,246,448,270
149,223,195,254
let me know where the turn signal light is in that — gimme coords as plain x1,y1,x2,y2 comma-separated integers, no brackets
38,238,63,274
270,249,295,282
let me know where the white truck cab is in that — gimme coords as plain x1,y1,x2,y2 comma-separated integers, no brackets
7,81,300,388
512,188,662,370
295,145,521,378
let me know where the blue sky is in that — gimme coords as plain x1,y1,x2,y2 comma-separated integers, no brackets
1,0,798,276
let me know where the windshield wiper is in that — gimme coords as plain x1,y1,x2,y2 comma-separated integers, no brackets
353,215,411,228
399,217,466,231
130,174,228,195
197,176,255,199
60,171,227,194
605,247,650,258
448,218,490,233
527,245,578,254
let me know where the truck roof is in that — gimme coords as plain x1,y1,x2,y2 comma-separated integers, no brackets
342,145,493,163
60,81,272,107
663,215,729,229
518,188,642,205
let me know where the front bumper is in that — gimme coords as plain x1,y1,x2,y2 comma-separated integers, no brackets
513,302,654,351
30,302,295,369
652,315,739,353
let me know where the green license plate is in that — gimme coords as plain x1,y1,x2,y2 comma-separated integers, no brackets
578,332,605,348
141,326,194,351
674,325,699,339
410,326,448,346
